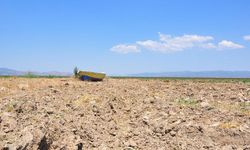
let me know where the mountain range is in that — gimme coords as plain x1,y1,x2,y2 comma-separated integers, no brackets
0,68,71,76
129,71,250,78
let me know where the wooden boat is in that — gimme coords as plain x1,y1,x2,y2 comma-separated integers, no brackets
78,71,106,81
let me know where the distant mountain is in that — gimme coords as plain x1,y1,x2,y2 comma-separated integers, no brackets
0,68,71,76
129,71,250,78
0,68,25,76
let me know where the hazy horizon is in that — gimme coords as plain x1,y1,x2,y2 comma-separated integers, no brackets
2,67,250,77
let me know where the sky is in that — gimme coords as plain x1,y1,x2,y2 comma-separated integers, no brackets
0,0,250,75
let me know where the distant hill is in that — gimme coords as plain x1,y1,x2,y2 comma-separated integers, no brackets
0,68,25,76
129,71,250,78
0,68,71,76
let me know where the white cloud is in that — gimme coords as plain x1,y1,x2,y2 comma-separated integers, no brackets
137,33,214,53
111,33,244,54
243,35,250,41
110,44,140,54
218,40,244,49
136,40,183,53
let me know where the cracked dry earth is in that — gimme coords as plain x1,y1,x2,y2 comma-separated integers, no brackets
0,78,250,150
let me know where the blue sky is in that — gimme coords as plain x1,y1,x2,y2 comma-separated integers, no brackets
0,0,250,74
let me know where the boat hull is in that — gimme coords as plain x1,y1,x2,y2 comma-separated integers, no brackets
78,71,106,81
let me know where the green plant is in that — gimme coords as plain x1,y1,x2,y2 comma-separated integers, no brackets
22,72,38,78
175,98,198,107
239,102,250,110
5,103,14,112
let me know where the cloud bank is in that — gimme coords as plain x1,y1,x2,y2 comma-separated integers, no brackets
111,33,244,54
137,33,214,53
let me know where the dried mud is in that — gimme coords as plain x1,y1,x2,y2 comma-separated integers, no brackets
0,78,250,150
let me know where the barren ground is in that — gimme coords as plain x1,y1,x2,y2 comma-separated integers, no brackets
0,77,250,150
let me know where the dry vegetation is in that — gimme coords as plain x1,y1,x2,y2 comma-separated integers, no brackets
0,77,250,149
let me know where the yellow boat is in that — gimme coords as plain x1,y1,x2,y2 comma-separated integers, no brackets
78,71,106,81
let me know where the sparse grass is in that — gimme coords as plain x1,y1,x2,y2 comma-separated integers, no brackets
5,103,14,112
110,76,250,83
239,102,250,108
174,97,250,116
4,101,19,112
175,98,199,107
22,72,39,78
211,101,250,116
219,121,241,129
22,72,68,78
0,76,13,78
239,102,250,115
73,94,100,107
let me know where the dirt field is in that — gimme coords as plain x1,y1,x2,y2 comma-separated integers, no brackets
0,77,250,150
